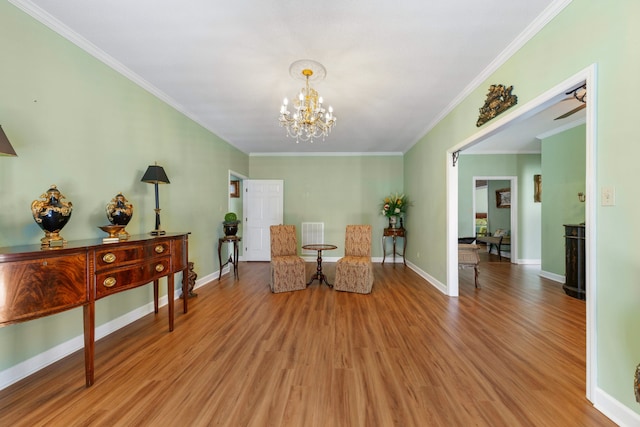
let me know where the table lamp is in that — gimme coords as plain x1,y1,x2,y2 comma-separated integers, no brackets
141,163,170,235
0,125,17,156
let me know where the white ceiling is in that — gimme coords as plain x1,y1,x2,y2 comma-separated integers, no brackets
12,0,574,155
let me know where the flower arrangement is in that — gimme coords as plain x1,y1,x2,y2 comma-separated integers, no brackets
380,192,409,218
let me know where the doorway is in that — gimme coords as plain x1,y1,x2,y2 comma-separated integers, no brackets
472,176,517,261
446,64,597,400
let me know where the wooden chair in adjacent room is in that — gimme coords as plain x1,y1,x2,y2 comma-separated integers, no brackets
334,224,374,294
458,243,481,288
269,225,307,293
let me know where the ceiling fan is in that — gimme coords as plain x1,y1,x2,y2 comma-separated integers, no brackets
554,84,587,120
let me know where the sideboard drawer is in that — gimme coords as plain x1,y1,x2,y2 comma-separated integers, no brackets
0,254,88,325
144,241,171,258
95,258,171,298
95,246,145,269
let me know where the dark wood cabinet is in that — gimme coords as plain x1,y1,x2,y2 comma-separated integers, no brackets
563,224,585,300
0,233,189,386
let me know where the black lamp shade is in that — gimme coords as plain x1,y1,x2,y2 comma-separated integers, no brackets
141,165,170,184
0,125,17,157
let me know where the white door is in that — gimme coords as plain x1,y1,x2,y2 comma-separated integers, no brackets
243,180,284,261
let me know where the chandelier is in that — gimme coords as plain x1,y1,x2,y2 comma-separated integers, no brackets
279,60,337,143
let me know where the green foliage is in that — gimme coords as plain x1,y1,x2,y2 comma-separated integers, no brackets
223,212,239,223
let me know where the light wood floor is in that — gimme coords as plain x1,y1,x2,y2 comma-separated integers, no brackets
0,255,614,426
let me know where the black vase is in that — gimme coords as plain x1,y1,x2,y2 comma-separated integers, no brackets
106,192,133,238
31,185,73,247
223,222,239,236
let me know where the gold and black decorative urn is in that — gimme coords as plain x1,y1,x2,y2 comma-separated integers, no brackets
31,185,73,247
106,192,133,238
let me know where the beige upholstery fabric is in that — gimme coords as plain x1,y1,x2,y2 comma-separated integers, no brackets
458,243,480,288
334,225,374,294
269,225,307,293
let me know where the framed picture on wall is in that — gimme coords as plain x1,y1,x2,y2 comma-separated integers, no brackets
496,188,511,208
230,180,240,198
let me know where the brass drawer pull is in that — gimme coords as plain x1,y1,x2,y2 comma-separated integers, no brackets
155,245,164,254
102,253,116,263
103,277,117,288
155,264,165,272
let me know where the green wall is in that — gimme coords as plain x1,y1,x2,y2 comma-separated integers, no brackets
0,1,248,371
2,0,640,419
406,0,640,415
249,155,404,257
541,125,586,276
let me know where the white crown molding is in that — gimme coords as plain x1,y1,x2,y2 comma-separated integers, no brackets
408,0,573,151
7,0,213,139
249,151,403,157
460,150,542,156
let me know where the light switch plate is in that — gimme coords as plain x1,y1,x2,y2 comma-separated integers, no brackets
601,186,615,206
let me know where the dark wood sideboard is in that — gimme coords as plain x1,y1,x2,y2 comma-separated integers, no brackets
0,232,190,387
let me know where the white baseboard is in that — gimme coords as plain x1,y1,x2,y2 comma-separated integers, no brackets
539,270,565,283
0,334,84,391
194,271,219,289
593,386,640,426
302,256,341,263
0,271,221,392
515,258,541,265
405,260,448,295
0,297,161,390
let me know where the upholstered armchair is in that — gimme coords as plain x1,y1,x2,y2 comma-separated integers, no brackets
269,225,307,293
334,225,374,294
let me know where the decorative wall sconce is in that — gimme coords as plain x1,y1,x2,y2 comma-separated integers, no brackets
141,163,170,235
0,125,17,156
533,174,542,203
577,192,585,203
476,84,518,127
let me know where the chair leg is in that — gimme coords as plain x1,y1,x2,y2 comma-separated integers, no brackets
474,265,480,288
